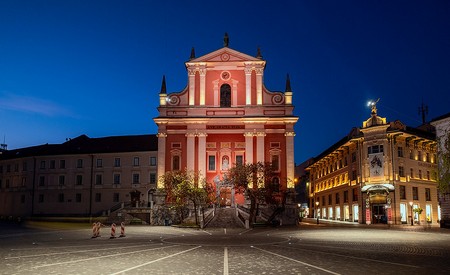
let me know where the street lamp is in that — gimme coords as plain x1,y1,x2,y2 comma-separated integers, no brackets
315,201,320,224
409,201,414,226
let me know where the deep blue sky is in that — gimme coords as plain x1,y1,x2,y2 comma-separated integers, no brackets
1,0,449,164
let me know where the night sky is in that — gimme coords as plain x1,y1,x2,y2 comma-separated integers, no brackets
1,0,449,165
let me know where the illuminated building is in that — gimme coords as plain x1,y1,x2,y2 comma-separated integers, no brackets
0,135,158,218
154,34,299,207
308,102,439,225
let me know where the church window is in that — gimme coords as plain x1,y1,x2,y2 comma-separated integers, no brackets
172,155,180,171
271,154,280,171
208,155,216,171
220,84,231,107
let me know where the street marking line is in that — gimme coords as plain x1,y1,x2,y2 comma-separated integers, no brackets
275,244,419,268
109,246,201,275
238,228,252,235
10,242,143,251
32,245,179,268
201,230,212,235
253,246,342,275
6,244,151,259
223,247,229,275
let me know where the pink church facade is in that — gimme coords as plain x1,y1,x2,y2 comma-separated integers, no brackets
154,37,298,206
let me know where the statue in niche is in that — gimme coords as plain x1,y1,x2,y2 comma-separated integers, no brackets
222,156,229,170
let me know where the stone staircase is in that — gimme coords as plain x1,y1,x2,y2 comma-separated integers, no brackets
206,207,244,228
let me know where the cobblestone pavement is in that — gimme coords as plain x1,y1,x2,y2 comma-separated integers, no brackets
1,221,449,274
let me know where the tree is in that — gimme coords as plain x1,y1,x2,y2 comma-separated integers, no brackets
226,162,283,225
159,170,214,225
437,129,450,193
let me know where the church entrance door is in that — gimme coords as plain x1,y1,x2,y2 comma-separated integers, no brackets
219,187,232,207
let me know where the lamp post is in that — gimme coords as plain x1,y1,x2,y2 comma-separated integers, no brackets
409,201,414,226
315,201,319,224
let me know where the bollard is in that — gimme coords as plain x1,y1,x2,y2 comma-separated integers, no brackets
110,223,116,239
91,223,97,238
96,222,102,237
119,222,126,237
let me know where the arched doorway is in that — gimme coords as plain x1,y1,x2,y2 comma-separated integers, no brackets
220,84,231,107
130,190,141,207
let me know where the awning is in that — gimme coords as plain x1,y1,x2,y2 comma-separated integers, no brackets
361,183,395,193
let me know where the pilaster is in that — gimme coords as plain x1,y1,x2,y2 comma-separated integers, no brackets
156,132,167,188
285,131,296,188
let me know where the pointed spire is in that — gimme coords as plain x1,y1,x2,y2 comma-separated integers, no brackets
190,47,195,60
285,74,292,93
256,47,262,59
160,75,166,94
224,32,229,47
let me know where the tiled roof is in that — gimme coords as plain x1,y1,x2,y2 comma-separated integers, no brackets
0,134,157,160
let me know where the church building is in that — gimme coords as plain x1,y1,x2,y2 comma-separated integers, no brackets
154,34,299,207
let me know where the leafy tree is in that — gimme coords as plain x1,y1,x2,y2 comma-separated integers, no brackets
226,162,283,225
159,170,214,225
437,129,450,193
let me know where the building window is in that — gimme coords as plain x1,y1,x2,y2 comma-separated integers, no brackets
220,84,231,107
426,153,430,162
419,170,422,179
150,157,157,166
236,155,243,166
39,176,45,186
271,155,280,171
351,170,357,181
427,171,430,180
40,161,46,169
328,194,332,205
133,157,140,167
95,193,101,202
21,194,25,204
114,174,121,185
410,168,414,179
59,175,65,186
76,193,82,203
368,145,383,155
425,188,431,201
322,196,325,205
399,166,405,177
22,162,28,171
38,194,44,203
95,174,102,185
96,159,103,168
150,173,156,184
76,175,83,185
400,185,406,199
132,173,140,184
114,158,121,167
173,155,180,171
77,159,83,168
58,193,65,203
398,146,404,157
272,177,280,192
60,160,66,169
352,189,359,201
113,193,120,203
50,160,56,169
351,152,356,163
21,177,26,187
409,150,414,159
418,151,422,161
335,193,340,204
413,187,418,200
208,155,216,171
344,190,349,203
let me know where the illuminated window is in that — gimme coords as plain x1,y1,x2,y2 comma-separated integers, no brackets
220,84,231,107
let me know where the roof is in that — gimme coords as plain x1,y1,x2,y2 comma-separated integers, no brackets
430,112,450,123
0,134,158,160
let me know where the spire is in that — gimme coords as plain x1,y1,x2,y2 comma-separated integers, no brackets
224,32,229,47
285,74,292,93
256,47,262,59
160,75,166,94
190,47,195,60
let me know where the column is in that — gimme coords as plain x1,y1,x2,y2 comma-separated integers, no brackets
198,132,207,185
186,132,196,172
256,68,263,105
285,131,295,188
188,69,196,106
244,132,254,164
156,132,167,188
199,68,206,106
256,131,266,163
245,68,252,105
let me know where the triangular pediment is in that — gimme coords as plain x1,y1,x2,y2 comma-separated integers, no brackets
188,47,262,63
